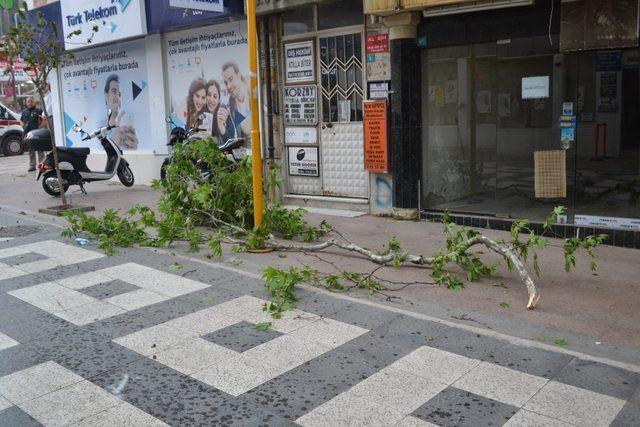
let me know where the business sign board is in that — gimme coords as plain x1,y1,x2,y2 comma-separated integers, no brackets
284,41,314,84
365,33,390,82
61,0,147,51
169,0,224,12
288,146,319,176
60,39,152,153
285,127,317,145
363,100,389,173
284,85,317,125
165,22,251,145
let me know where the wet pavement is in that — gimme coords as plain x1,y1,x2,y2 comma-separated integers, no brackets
0,211,639,426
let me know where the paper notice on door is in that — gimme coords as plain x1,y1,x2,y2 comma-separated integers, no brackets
445,80,457,104
522,76,549,99
476,90,491,114
498,93,511,118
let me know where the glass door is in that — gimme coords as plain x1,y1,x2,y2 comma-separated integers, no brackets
494,36,572,222
421,43,499,214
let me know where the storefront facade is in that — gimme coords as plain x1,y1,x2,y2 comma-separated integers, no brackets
258,0,372,211
366,0,640,244
30,0,246,185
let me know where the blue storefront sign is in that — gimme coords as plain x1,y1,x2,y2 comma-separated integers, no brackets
145,0,244,33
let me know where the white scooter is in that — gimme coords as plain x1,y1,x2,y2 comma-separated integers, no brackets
27,111,135,197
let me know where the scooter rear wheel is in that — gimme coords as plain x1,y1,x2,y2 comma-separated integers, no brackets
42,171,69,197
117,165,135,187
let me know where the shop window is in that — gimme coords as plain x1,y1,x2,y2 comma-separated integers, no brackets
317,0,363,31
282,6,314,36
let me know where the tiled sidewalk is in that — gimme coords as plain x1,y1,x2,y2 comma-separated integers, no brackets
0,231,638,426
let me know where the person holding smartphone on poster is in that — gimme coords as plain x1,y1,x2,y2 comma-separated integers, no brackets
104,74,139,150
205,79,235,145
217,62,251,144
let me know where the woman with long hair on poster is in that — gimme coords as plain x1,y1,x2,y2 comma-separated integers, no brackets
185,77,207,129
205,79,234,145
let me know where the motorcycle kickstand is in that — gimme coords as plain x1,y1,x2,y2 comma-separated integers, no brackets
78,182,87,195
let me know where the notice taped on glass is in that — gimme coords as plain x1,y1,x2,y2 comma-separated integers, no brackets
363,100,389,173
284,85,318,125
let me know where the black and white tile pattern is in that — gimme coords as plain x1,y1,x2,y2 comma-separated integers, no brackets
0,230,638,426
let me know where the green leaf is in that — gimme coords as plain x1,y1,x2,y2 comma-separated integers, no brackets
168,263,183,271
254,322,272,332
553,338,568,346
499,302,509,309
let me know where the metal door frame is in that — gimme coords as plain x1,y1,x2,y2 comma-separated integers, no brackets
316,26,367,197
280,23,365,197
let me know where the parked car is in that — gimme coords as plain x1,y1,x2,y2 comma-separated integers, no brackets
0,102,25,156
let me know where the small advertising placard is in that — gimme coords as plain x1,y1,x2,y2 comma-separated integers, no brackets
363,100,389,173
285,127,317,145
288,146,319,176
365,33,390,81
285,41,315,84
284,85,318,125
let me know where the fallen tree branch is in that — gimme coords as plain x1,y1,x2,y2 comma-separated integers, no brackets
227,232,540,309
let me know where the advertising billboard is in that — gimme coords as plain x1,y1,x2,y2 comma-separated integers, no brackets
60,39,152,152
165,21,251,146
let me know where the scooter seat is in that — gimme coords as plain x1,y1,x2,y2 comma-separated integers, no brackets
57,147,90,156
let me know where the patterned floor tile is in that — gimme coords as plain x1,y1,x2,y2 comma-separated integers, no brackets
524,380,626,426
0,361,84,404
70,402,170,426
116,296,369,397
0,406,42,426
410,387,518,427
553,358,640,401
504,409,572,426
0,331,19,351
202,321,284,353
453,361,548,407
79,280,140,300
9,263,211,325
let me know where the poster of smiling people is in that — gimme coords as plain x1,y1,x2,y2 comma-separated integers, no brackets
165,21,251,147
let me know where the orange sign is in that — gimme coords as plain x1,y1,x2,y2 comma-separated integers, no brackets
364,100,389,173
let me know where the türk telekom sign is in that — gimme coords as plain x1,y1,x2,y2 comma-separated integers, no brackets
61,0,147,51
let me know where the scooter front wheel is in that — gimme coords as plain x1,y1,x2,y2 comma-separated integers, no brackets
117,165,135,187
42,171,69,197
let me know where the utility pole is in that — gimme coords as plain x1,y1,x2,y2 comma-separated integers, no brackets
247,0,264,228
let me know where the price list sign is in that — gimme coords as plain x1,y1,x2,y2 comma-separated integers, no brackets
363,100,390,173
